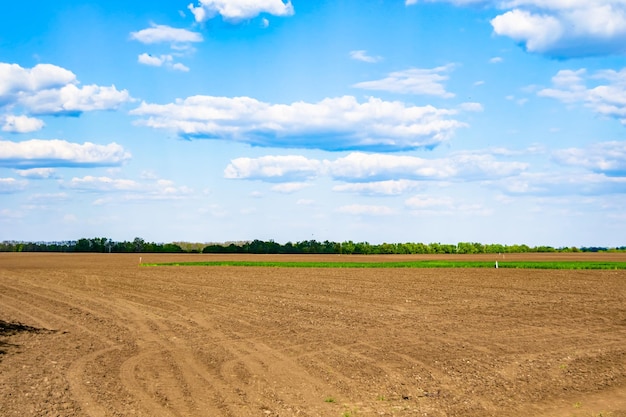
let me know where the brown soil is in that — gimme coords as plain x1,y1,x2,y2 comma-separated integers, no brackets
1,252,625,417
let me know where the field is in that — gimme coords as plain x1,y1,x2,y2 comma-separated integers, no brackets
1,253,625,417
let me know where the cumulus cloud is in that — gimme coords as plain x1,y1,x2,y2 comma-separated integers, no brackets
16,168,57,179
130,23,203,44
538,68,626,123
188,0,294,22
171,63,190,72
353,65,455,97
131,95,465,152
2,115,44,133
220,140,626,200
0,139,131,169
131,24,200,72
224,155,324,180
0,177,27,193
0,63,75,102
407,1,626,57
491,9,564,54
329,151,527,181
349,50,383,63
138,53,167,67
0,62,132,117
20,84,131,116
137,54,190,72
552,141,626,176
224,151,527,188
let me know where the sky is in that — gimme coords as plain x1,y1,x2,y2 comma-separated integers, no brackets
2,0,626,247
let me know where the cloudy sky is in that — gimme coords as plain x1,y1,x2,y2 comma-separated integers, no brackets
2,0,626,246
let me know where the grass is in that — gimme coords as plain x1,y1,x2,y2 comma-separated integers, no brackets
143,260,626,270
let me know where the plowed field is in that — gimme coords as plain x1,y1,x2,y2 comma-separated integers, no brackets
1,252,625,417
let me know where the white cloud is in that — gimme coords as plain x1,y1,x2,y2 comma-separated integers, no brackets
130,24,203,44
405,194,491,216
333,179,423,195
70,176,193,202
489,56,504,63
329,151,527,181
224,151,527,184
16,168,57,179
2,115,44,133
171,63,190,72
188,0,294,22
0,63,132,116
552,141,626,175
224,155,324,180
490,144,546,156
498,2,626,57
491,9,564,54
538,67,626,123
353,65,455,97
0,177,27,193
349,50,382,63
138,53,169,66
0,139,131,168
131,95,465,151
131,24,201,71
137,54,190,72
336,204,395,216
408,1,626,57
67,176,140,192
0,63,76,100
496,171,626,195
459,102,484,112
20,83,132,115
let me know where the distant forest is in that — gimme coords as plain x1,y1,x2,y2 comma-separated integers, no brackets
0,237,623,254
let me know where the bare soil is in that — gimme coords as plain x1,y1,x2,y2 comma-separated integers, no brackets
1,252,625,417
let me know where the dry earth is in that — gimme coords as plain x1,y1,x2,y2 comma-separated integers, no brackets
1,252,625,417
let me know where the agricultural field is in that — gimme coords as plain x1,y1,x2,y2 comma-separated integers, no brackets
1,252,625,417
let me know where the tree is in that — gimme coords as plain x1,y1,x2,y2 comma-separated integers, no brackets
133,237,145,252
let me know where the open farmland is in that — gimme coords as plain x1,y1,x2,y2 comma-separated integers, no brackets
1,253,626,417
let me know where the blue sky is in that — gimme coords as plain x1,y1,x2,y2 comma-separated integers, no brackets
2,0,626,246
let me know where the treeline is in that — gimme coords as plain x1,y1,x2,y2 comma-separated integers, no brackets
202,240,626,254
0,237,183,253
1,237,624,254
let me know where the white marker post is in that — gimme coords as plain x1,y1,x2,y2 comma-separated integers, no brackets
495,260,498,269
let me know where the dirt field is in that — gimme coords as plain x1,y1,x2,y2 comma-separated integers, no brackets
1,252,625,417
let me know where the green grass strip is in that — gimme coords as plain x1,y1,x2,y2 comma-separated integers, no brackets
143,260,626,270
